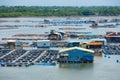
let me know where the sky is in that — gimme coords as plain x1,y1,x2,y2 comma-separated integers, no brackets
0,0,120,6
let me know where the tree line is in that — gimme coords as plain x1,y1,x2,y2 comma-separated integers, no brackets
0,6,120,17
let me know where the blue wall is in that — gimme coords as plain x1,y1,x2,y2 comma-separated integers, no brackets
67,49,93,62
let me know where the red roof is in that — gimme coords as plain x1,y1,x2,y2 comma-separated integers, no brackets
106,33,120,37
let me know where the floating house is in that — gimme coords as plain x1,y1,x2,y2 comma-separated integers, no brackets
36,40,50,48
15,40,23,50
87,42,103,49
67,41,80,47
48,30,63,40
90,38,107,45
86,38,107,49
7,40,16,49
105,32,120,43
59,47,94,63
0,42,8,49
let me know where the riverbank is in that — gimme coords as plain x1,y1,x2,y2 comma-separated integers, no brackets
0,6,120,17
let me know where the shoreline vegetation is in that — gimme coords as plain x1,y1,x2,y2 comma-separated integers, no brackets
0,6,120,17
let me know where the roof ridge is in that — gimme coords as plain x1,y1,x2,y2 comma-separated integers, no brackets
59,47,94,53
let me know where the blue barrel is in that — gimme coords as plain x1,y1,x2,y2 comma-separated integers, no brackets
1,62,6,67
116,60,119,63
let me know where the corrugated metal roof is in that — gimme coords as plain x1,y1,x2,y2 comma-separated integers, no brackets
59,47,94,53
91,38,106,41
87,42,103,45
37,40,50,42
8,40,16,42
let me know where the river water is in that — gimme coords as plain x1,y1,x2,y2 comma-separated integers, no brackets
0,56,120,80
0,17,120,80
0,17,120,39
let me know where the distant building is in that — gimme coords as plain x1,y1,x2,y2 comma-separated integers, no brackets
105,32,120,43
86,38,107,49
48,30,63,40
44,19,50,23
7,40,23,50
36,40,50,48
59,47,94,63
87,42,103,49
67,41,80,47
7,40,16,49
0,42,8,49
90,38,107,45
15,40,23,50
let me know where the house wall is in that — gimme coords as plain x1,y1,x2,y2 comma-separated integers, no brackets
106,37,120,43
37,41,50,48
67,49,93,62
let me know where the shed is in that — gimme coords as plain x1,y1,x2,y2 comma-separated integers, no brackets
90,38,107,45
7,40,16,49
48,30,63,40
67,41,80,47
59,47,94,63
87,42,103,49
36,40,50,48
105,32,120,43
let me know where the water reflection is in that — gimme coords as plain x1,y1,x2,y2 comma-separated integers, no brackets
59,63,94,69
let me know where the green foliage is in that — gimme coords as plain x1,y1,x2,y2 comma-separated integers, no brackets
0,6,120,17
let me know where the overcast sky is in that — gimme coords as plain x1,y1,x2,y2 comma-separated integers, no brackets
0,0,120,6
